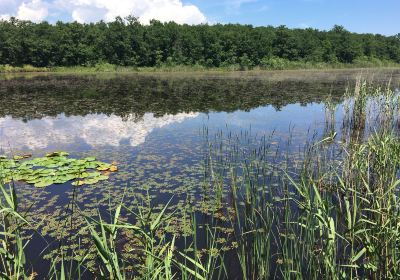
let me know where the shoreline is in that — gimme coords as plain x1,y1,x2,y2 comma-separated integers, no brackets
1,64,400,74
1,67,400,84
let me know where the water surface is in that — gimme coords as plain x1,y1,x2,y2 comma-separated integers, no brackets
1,69,399,277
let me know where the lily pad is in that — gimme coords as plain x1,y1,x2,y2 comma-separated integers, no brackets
72,180,85,186
97,175,109,181
35,179,54,188
82,178,99,185
96,166,110,171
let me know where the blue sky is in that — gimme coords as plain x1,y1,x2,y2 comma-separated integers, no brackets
187,0,399,35
0,0,398,35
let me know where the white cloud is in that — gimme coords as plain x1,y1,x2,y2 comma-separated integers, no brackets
17,0,48,22
70,6,107,23
138,0,206,24
61,0,206,24
0,14,11,20
0,0,206,24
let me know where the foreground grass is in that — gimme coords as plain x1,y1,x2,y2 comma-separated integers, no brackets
1,81,399,279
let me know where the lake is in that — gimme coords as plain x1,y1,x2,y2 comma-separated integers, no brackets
0,69,399,279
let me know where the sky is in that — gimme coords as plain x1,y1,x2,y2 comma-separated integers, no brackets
0,0,398,35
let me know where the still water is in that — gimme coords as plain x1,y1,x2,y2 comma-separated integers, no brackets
0,69,399,277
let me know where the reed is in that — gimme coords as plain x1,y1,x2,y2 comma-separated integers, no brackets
0,183,32,279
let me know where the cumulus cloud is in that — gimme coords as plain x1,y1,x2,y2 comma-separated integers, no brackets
0,0,206,24
62,0,207,24
16,0,48,22
0,0,48,22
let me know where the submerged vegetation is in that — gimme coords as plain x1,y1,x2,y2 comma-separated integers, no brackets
1,79,400,279
0,17,400,71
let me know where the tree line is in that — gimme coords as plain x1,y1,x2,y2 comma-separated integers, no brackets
0,16,399,68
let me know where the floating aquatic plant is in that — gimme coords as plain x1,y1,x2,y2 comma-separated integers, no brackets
0,152,117,188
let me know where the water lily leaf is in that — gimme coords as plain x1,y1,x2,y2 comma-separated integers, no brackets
17,165,30,171
35,179,54,188
13,155,24,160
1,168,11,174
26,178,41,184
45,164,60,168
74,159,86,165
36,169,55,175
13,174,24,181
109,166,118,172
54,176,69,184
3,178,12,183
83,178,99,185
96,166,110,171
13,154,32,160
72,180,85,186
88,171,102,177
85,162,98,169
55,174,76,183
97,175,109,181
78,172,90,179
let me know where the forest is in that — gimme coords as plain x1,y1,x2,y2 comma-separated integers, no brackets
0,16,400,68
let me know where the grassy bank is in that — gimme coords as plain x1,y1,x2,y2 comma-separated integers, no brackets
1,81,400,279
1,59,400,74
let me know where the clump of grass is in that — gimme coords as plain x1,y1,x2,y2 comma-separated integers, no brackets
199,79,400,279
0,183,33,279
0,64,50,73
286,131,400,279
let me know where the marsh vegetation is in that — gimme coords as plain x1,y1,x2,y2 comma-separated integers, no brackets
0,72,399,279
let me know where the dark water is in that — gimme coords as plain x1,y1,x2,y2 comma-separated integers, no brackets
0,70,399,278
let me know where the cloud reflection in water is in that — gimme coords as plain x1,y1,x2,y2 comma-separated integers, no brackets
0,112,199,150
